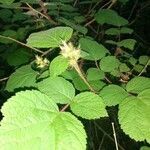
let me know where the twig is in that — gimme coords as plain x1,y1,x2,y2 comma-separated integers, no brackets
26,3,57,25
94,122,125,150
98,134,105,150
0,35,44,54
84,0,116,27
112,122,119,150
0,77,9,82
107,0,117,9
138,58,150,76
60,103,70,112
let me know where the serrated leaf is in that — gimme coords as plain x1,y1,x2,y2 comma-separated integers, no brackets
37,77,75,104
80,38,108,60
95,9,128,27
119,63,130,72
0,90,87,150
87,68,105,81
139,56,149,65
100,56,120,72
5,65,37,92
118,39,136,50
118,89,150,143
49,55,69,77
26,27,73,48
99,85,129,106
126,77,150,94
129,57,137,66
70,92,107,119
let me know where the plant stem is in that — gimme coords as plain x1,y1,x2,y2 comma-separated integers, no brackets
112,122,119,150
0,35,44,54
60,103,70,112
138,58,150,76
73,62,96,93
26,2,57,25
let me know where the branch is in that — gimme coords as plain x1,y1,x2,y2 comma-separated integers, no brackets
138,58,150,76
0,35,44,54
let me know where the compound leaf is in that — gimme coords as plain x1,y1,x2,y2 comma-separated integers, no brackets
0,90,87,150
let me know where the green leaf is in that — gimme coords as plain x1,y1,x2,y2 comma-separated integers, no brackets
133,64,144,73
95,9,128,27
87,68,105,81
119,63,130,72
49,55,69,77
139,56,149,65
118,89,150,143
118,39,136,50
129,57,137,66
70,92,107,119
5,65,37,92
37,77,75,104
126,77,150,94
0,0,15,5
100,56,120,72
0,30,17,44
26,27,73,48
58,18,88,34
140,146,150,150
6,48,33,66
110,69,121,77
80,38,108,60
99,85,129,106
105,27,133,35
0,90,87,150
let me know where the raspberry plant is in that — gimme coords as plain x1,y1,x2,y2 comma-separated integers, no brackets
0,0,150,149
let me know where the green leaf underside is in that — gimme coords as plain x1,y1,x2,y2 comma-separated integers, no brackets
0,90,87,150
5,65,37,92
70,92,108,119
118,89,150,143
100,56,120,72
37,77,75,104
26,27,73,48
50,55,69,77
100,85,129,106
95,9,128,27
126,77,150,94
79,38,108,60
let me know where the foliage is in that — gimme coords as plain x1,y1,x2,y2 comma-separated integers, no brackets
0,0,150,149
